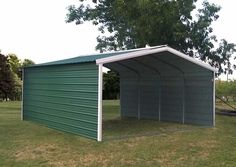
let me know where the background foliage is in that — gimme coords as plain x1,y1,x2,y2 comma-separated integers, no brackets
216,80,236,102
66,0,236,75
103,70,119,99
0,51,34,101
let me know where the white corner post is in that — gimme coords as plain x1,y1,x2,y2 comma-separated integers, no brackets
97,64,103,142
213,72,215,127
21,68,24,121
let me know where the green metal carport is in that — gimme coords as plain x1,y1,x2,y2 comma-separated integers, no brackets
22,45,217,141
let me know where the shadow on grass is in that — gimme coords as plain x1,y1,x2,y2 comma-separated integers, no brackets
103,118,201,141
216,108,236,116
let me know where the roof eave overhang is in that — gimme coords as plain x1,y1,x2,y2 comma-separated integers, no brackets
96,46,217,72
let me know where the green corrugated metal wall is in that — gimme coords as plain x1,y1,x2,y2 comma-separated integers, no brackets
185,73,213,125
23,62,98,139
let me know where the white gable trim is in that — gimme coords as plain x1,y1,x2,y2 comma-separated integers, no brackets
166,47,217,72
96,46,217,72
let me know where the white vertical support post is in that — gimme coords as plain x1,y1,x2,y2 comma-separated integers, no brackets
213,72,215,127
97,64,103,142
21,68,24,121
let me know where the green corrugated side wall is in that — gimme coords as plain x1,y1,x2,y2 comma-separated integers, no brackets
23,62,98,140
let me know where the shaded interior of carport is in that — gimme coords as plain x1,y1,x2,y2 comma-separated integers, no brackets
101,50,214,128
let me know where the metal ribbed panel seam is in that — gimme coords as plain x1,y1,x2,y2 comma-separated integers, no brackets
23,62,98,140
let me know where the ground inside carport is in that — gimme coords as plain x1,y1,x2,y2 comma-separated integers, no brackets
102,100,202,141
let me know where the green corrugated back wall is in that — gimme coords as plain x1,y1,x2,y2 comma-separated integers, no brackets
23,62,98,139
106,52,214,126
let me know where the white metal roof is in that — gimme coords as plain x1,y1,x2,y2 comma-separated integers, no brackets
96,46,217,72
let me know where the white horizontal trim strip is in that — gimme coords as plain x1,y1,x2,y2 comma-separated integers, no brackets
96,46,217,72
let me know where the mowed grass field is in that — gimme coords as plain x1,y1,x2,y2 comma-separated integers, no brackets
0,101,236,167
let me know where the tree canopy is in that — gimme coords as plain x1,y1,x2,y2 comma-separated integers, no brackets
66,0,236,75
216,80,236,102
0,52,35,101
7,54,35,80
7,54,22,78
22,59,35,68
0,53,16,101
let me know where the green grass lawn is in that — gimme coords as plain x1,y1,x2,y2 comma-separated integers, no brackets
0,101,236,167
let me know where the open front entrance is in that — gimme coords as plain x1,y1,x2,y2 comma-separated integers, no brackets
103,51,214,123
102,100,199,141
98,49,215,141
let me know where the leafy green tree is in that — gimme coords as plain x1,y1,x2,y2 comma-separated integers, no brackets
66,0,236,75
216,80,236,102
9,56,34,99
22,59,35,67
103,70,119,99
7,55,35,79
232,81,236,101
7,54,35,80
0,53,16,101
20,59,35,80
7,54,21,78
0,53,34,101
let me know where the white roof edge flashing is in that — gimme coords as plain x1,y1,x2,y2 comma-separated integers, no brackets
96,46,217,72
96,47,168,64
166,47,217,72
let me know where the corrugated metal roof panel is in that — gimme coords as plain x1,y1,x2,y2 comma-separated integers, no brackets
30,50,134,67
27,45,167,68
27,45,216,72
